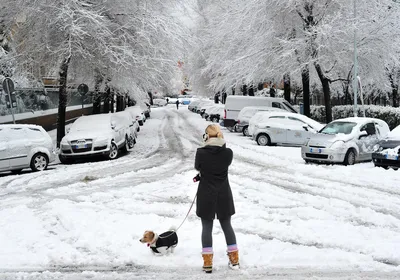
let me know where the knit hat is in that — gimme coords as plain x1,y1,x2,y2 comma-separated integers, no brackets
205,124,224,139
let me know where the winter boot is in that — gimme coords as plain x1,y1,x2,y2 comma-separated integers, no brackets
202,248,213,273
227,245,239,269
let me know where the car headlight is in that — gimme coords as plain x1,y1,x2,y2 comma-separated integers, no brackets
373,144,383,152
330,140,345,150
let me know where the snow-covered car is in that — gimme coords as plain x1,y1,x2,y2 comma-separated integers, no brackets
372,125,400,170
125,106,146,126
199,103,219,118
194,100,213,113
188,100,202,111
204,104,225,121
301,117,390,165
0,124,55,173
59,114,131,163
152,99,167,107
248,111,301,137
252,112,323,147
237,106,285,136
114,111,138,146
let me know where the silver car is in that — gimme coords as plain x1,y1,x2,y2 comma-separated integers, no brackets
252,113,323,146
301,117,390,165
0,124,56,173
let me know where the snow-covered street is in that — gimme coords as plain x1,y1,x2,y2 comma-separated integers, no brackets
1,106,400,280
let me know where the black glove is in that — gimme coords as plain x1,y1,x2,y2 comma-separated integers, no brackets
193,174,201,182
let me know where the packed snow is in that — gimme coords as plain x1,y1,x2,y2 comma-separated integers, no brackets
0,105,400,279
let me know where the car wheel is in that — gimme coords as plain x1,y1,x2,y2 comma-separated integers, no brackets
108,142,119,160
212,117,218,123
256,134,271,146
137,126,140,132
234,125,240,132
59,155,74,165
242,126,249,136
127,135,135,149
11,169,23,174
344,149,356,166
30,153,49,172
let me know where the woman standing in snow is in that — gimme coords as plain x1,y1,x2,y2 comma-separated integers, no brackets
194,124,239,273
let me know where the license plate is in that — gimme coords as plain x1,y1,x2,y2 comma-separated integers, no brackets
75,144,87,149
310,148,322,153
386,154,398,160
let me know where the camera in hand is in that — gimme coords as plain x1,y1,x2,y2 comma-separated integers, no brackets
193,174,201,182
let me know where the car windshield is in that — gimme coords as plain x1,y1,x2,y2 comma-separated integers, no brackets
71,117,110,132
320,121,357,135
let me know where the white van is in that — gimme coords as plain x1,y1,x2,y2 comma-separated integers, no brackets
223,96,298,129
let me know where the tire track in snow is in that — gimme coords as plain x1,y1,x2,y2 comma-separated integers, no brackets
228,141,400,197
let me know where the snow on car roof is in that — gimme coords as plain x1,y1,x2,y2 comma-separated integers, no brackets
0,124,44,130
333,117,384,124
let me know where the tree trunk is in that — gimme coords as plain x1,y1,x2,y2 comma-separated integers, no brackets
93,70,103,114
103,88,111,113
56,57,71,147
302,64,311,117
242,85,247,96
314,63,332,123
116,95,123,112
232,86,235,95
110,90,115,113
283,73,291,103
389,73,399,107
248,85,254,96
148,92,153,105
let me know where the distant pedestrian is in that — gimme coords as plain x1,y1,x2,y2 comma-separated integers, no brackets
166,98,169,104
176,100,179,109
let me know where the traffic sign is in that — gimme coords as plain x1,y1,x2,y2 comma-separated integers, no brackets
3,78,14,95
78,83,89,95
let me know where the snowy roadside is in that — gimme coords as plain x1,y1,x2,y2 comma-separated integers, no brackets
0,106,399,279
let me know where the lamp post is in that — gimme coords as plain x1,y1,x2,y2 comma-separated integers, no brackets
353,0,358,117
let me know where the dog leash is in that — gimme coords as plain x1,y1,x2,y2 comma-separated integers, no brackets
158,193,197,239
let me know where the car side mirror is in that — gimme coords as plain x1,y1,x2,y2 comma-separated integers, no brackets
302,124,309,131
359,131,368,139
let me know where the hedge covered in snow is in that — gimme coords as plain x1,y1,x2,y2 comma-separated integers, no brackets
310,105,400,129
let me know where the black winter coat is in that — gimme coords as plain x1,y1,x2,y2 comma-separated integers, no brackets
195,142,235,220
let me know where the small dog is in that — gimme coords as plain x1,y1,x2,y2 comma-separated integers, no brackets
140,228,178,255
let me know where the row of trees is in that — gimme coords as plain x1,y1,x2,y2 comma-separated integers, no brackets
186,0,400,122
0,0,188,145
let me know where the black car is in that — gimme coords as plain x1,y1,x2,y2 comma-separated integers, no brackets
372,132,400,170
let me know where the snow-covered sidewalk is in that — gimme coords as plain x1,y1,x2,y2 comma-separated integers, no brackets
0,106,399,279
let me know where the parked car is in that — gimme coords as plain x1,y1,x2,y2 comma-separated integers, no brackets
114,111,138,146
252,112,323,147
301,117,390,165
59,114,131,163
204,104,225,121
0,124,55,173
125,106,146,126
152,99,167,107
237,106,285,136
372,125,400,170
199,103,219,118
223,96,298,131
